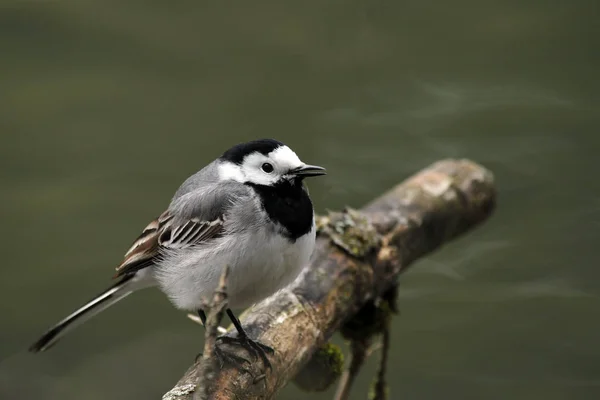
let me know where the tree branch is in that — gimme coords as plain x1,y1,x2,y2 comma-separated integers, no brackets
163,159,496,400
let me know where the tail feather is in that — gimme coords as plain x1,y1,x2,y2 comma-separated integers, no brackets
29,275,136,353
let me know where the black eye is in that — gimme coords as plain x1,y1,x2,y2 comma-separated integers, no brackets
261,163,274,173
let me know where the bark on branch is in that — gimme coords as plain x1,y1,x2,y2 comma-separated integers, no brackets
163,159,496,400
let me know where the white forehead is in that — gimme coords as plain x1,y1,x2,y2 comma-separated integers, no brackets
268,145,303,168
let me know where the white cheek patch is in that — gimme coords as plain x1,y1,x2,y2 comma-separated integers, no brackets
242,152,278,185
218,162,245,182
269,146,303,170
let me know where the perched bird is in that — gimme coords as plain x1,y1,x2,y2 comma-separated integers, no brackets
29,139,326,366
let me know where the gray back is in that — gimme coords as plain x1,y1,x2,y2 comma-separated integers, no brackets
167,160,260,229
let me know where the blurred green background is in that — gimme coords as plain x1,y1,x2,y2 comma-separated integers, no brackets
1,1,599,399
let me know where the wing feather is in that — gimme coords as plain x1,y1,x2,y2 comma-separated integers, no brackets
113,211,224,278
159,217,225,250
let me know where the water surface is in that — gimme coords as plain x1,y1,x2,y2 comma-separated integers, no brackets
1,1,599,399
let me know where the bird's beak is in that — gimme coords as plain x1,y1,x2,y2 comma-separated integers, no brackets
291,164,327,177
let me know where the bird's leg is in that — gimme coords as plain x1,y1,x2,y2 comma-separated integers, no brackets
197,309,207,326
195,309,249,368
194,310,207,362
215,309,274,370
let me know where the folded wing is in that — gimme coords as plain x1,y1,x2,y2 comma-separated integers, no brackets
114,211,224,278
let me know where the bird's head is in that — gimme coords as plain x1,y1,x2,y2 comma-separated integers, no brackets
218,139,326,186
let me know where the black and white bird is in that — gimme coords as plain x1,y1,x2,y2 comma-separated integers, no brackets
29,139,326,365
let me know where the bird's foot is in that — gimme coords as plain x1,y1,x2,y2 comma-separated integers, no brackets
194,347,251,372
216,334,274,370
214,346,252,371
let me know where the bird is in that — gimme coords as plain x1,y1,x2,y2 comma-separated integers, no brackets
29,138,326,367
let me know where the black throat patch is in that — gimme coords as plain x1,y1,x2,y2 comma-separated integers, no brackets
247,179,314,241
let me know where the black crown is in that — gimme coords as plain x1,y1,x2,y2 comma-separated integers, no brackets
221,139,285,165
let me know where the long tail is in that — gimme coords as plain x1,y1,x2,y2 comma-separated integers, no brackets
29,275,138,353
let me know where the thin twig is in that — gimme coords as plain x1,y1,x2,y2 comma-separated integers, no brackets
195,265,230,400
365,342,383,358
372,319,390,400
333,339,369,400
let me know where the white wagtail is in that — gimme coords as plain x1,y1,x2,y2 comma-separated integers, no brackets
29,139,325,366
